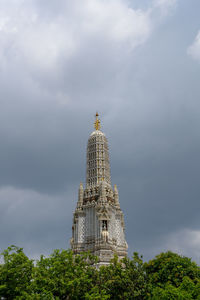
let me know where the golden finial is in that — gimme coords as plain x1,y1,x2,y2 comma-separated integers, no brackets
94,112,101,130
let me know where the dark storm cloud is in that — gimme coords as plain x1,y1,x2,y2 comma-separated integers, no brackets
0,186,75,257
0,0,200,262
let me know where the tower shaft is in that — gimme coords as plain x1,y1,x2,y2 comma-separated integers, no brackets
86,130,111,187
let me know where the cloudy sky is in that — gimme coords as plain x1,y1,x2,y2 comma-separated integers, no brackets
0,0,200,262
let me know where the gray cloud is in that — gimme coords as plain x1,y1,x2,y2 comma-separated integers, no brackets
0,0,200,263
188,30,200,62
0,186,75,257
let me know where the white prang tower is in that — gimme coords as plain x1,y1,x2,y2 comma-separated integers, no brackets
71,113,128,265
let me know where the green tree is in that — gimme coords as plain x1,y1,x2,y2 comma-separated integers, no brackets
97,253,149,300
151,283,192,300
150,277,200,300
145,251,200,299
85,286,110,300
0,245,33,299
32,249,98,299
1,246,200,299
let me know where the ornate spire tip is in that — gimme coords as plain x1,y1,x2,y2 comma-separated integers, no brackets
94,112,101,131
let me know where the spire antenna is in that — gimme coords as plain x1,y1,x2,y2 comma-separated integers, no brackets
94,112,101,130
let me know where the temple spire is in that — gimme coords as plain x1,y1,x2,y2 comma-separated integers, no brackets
71,114,128,265
94,112,101,131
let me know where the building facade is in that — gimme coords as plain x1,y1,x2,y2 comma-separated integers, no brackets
71,113,128,265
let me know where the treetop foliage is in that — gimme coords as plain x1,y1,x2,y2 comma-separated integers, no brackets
0,246,199,299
